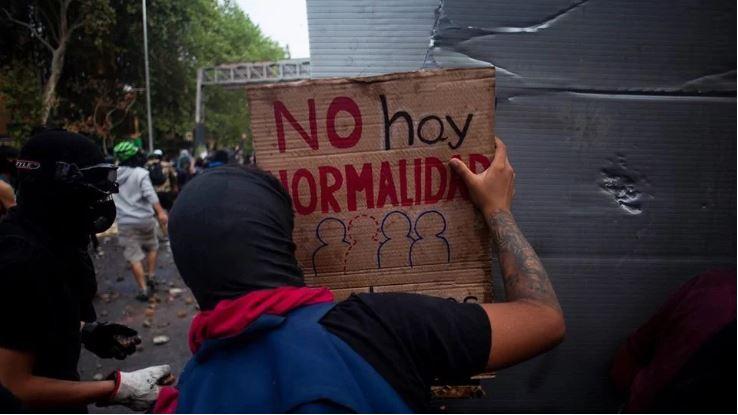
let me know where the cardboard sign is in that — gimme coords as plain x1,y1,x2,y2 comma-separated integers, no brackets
247,68,495,301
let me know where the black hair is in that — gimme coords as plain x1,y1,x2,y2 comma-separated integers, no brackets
119,152,146,168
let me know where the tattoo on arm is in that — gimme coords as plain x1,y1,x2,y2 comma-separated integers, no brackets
487,210,561,311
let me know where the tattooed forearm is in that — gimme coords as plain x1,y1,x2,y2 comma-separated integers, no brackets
487,210,561,311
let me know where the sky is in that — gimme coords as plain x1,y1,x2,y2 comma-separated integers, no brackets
235,0,311,59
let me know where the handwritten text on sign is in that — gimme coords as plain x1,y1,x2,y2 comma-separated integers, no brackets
247,68,495,301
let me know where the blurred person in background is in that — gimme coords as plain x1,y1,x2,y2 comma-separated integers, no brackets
175,149,194,188
193,157,206,176
611,268,736,413
112,141,168,301
205,149,229,169
146,150,178,246
146,150,178,208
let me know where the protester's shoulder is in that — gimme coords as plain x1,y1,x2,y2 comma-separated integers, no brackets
118,165,141,175
131,166,153,180
322,292,491,407
335,291,485,313
322,293,489,332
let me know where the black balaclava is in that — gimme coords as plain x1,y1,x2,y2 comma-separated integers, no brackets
15,129,116,244
169,165,304,310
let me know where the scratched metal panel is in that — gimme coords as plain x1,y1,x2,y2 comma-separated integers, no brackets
430,0,737,412
426,1,736,412
428,0,736,93
474,93,735,413
306,0,737,412
307,0,438,78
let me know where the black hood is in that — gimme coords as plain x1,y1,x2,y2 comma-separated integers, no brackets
15,129,108,243
169,165,304,310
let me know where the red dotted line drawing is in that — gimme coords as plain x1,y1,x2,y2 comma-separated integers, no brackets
343,214,379,273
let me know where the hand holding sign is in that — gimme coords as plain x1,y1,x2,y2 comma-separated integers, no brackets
449,137,515,218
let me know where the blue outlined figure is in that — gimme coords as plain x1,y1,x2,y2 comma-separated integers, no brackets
344,214,380,272
377,210,415,269
410,210,450,267
312,217,349,276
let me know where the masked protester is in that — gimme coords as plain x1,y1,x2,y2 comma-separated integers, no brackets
157,138,565,413
0,129,172,412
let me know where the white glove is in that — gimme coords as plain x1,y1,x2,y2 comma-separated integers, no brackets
108,365,172,411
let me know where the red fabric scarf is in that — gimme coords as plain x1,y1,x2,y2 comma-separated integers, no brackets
188,286,333,353
153,286,334,413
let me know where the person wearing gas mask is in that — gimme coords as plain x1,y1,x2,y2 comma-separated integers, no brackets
112,141,169,301
0,129,172,412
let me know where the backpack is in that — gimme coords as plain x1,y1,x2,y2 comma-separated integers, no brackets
147,162,167,186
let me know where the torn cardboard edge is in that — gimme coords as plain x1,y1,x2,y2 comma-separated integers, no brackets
245,67,495,91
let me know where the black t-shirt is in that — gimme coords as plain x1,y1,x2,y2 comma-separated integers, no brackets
0,211,97,385
320,293,491,411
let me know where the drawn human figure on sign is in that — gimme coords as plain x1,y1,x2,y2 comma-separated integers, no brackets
344,214,380,272
410,210,450,267
377,211,415,269
312,217,349,276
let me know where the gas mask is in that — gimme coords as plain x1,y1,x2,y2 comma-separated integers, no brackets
85,193,117,234
55,161,119,233
17,159,119,234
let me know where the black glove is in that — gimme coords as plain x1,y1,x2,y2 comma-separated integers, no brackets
81,322,141,360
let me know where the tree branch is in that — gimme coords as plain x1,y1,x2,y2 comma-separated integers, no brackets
92,99,104,134
38,7,60,43
65,0,85,34
1,8,55,52
69,17,84,33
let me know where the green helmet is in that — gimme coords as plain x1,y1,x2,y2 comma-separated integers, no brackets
113,141,139,162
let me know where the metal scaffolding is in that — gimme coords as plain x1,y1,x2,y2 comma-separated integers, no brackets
200,59,310,87
194,59,311,146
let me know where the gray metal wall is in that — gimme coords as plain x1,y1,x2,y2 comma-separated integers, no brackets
307,0,438,78
306,0,736,412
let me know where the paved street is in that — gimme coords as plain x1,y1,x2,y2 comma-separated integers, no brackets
78,235,194,413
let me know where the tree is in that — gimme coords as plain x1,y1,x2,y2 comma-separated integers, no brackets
1,0,286,152
0,61,43,145
2,0,114,124
194,0,286,149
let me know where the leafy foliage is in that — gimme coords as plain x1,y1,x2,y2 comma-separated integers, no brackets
0,0,286,152
0,60,43,145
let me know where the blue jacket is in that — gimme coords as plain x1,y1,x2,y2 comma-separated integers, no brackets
175,303,412,413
